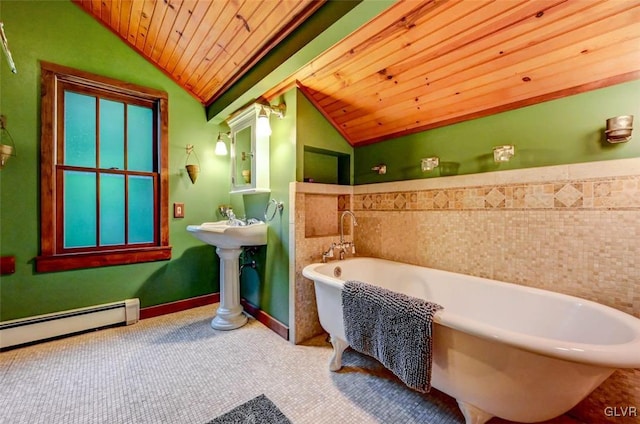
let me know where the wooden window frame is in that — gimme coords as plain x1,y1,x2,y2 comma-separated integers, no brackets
36,62,171,272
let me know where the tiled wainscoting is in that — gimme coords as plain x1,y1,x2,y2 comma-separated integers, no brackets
291,158,640,424
290,183,352,345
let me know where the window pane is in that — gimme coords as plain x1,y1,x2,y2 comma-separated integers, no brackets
127,105,153,172
99,99,124,170
64,91,96,167
64,171,96,248
100,174,125,246
128,176,154,243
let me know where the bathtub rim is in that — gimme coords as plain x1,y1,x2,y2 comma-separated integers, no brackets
302,257,640,369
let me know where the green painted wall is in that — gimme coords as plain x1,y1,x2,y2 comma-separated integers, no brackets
237,89,297,324
354,81,640,184
0,1,231,321
296,90,354,183
303,151,339,184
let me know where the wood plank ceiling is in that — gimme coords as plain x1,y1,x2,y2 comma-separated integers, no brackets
72,0,321,106
267,0,640,146
75,0,640,147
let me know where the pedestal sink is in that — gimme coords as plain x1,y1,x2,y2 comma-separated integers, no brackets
187,221,267,330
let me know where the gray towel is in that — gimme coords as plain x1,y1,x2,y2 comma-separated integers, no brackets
342,280,443,393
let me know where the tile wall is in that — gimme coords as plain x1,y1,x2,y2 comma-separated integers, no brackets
290,183,351,345
291,158,640,423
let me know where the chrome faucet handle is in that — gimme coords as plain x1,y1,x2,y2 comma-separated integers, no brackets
322,243,336,263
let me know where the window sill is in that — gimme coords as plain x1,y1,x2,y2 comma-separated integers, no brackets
35,246,172,272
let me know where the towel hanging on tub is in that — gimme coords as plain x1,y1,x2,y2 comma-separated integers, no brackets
342,280,443,393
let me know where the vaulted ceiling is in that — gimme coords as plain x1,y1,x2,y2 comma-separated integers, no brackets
75,0,640,147
72,0,324,105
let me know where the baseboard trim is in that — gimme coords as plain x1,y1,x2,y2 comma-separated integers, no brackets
241,298,289,340
140,294,289,340
140,293,219,320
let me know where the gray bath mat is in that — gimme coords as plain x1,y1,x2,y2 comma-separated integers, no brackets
206,394,292,424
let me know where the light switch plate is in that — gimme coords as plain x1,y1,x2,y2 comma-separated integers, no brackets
173,202,184,218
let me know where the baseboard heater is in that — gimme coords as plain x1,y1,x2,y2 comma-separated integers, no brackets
0,299,139,350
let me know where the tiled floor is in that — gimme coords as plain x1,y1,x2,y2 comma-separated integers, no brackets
0,306,582,424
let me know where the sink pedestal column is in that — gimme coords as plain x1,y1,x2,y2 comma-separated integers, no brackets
212,247,248,330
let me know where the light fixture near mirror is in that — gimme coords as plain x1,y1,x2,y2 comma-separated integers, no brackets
215,132,230,156
257,106,271,137
256,102,286,137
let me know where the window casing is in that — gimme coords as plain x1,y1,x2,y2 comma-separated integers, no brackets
36,62,171,272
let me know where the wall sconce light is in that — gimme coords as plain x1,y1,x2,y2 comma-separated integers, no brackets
421,157,439,171
215,132,229,156
185,144,200,184
257,106,271,137
256,102,286,137
371,164,387,174
493,145,515,163
0,114,16,170
605,115,633,143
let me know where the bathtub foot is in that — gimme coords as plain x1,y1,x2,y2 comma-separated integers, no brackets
329,336,348,371
457,400,493,424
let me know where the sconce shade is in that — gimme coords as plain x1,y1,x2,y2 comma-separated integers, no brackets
605,115,633,143
256,106,272,137
215,140,228,155
215,135,228,155
421,157,439,171
493,145,515,162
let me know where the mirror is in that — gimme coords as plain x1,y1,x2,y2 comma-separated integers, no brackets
228,104,270,194
234,126,252,188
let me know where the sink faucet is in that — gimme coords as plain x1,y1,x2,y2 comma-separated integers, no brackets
227,209,246,226
338,210,358,260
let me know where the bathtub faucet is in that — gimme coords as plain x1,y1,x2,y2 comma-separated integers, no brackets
339,210,358,260
322,243,336,263
337,241,356,260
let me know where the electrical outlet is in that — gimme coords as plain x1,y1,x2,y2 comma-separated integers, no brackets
173,203,184,218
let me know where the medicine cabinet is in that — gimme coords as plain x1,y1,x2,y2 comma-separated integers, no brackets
227,104,270,194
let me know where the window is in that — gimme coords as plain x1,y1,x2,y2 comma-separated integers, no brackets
36,62,171,272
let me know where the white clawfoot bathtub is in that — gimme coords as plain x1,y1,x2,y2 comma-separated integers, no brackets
302,257,640,424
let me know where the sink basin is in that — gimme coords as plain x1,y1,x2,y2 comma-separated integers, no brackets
187,220,267,248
